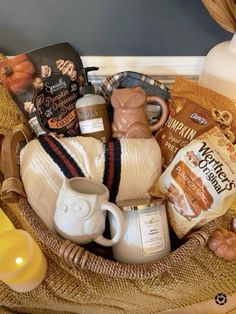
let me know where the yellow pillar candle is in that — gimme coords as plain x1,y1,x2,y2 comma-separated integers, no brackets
0,208,15,234
0,229,47,292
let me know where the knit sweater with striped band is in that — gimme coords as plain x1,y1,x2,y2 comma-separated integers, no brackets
20,135,162,230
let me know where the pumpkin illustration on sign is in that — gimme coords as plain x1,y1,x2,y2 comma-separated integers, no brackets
0,54,34,95
32,72,80,136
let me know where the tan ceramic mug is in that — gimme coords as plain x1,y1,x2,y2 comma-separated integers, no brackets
54,177,124,247
111,86,169,138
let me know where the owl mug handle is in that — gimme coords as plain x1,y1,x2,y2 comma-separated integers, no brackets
146,95,169,132
94,201,124,247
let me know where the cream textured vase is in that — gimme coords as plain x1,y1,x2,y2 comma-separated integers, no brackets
199,33,236,100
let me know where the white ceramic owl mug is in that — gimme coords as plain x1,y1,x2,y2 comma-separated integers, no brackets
54,177,124,246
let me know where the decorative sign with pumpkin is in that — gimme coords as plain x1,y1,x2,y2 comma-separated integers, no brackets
0,54,34,95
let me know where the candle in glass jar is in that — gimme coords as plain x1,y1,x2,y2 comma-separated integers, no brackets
109,198,171,264
0,229,47,292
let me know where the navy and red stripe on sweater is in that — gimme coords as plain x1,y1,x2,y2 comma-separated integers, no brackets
38,135,121,202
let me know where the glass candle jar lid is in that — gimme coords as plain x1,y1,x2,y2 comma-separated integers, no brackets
116,197,165,211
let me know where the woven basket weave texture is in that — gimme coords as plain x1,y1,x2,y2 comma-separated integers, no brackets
0,75,236,314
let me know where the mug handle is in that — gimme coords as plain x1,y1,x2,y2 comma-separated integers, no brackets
146,95,169,132
94,201,124,247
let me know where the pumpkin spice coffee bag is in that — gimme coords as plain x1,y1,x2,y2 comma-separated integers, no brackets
158,127,236,238
0,43,84,136
156,76,236,168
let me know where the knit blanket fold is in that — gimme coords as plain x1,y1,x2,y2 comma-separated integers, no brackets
20,135,162,229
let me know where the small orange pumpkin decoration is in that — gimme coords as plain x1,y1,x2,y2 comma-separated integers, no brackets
0,53,34,95
208,228,236,261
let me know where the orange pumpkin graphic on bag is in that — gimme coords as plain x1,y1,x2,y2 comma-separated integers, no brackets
0,54,34,95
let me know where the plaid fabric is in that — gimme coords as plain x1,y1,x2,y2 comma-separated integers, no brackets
97,71,169,103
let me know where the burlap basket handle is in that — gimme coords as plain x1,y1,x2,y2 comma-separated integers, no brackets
57,221,214,278
0,123,32,203
185,229,209,246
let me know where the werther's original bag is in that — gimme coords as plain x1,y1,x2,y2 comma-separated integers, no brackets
158,127,236,238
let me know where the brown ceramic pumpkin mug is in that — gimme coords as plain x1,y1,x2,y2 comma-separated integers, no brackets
110,86,169,138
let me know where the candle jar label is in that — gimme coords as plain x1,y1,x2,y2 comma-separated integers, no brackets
138,211,165,256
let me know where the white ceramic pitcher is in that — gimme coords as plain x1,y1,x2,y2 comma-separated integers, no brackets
54,177,124,246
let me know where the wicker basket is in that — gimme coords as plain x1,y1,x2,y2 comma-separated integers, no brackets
0,81,236,314
0,127,236,314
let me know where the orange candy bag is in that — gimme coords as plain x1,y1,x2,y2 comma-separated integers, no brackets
158,127,236,238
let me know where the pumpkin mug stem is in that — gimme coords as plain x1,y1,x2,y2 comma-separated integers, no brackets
1,66,13,76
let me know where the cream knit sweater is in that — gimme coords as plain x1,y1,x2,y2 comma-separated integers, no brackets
20,135,162,230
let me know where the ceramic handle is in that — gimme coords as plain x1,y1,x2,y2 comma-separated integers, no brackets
94,201,124,247
146,95,169,132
